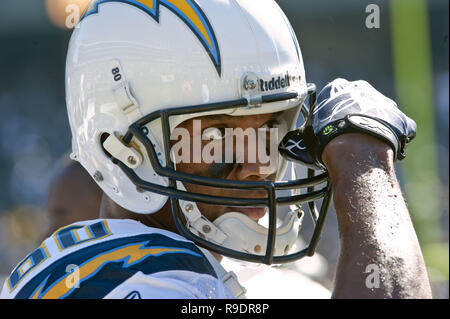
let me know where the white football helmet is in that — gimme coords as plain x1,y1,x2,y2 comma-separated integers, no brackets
66,0,331,264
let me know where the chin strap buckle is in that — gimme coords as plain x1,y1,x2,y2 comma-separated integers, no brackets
103,132,142,169
180,200,227,244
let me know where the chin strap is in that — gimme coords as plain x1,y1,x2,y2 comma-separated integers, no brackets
199,247,247,299
214,211,301,256
176,179,302,258
179,201,302,259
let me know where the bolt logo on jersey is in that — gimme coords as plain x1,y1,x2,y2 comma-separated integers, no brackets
2,220,223,299
81,0,221,75
29,241,200,299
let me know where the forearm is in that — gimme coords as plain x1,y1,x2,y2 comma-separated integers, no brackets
322,134,432,298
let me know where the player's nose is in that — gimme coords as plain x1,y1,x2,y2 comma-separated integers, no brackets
233,162,276,181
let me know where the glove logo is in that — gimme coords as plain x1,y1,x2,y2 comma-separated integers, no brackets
282,138,307,156
322,124,335,136
81,0,221,76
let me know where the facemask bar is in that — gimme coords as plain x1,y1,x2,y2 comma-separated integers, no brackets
112,89,332,265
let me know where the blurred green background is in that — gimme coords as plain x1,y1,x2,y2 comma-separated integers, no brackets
0,0,448,298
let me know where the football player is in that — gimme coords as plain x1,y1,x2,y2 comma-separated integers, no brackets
43,159,103,240
1,0,431,299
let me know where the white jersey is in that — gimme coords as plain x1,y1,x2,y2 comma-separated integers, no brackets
0,219,236,299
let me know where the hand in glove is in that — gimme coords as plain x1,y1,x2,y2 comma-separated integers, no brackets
279,78,417,170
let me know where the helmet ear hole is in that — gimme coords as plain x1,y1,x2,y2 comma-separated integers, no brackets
100,133,112,158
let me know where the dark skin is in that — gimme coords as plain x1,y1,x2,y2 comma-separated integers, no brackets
322,133,432,298
173,113,279,222
101,113,277,261
100,115,432,298
44,161,102,238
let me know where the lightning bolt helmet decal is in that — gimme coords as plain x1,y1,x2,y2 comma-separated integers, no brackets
81,0,221,76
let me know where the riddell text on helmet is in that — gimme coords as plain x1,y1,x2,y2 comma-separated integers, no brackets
259,71,291,92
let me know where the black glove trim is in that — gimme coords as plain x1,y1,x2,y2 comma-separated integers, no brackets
315,114,401,165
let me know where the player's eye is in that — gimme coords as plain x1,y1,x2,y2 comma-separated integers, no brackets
202,127,227,140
